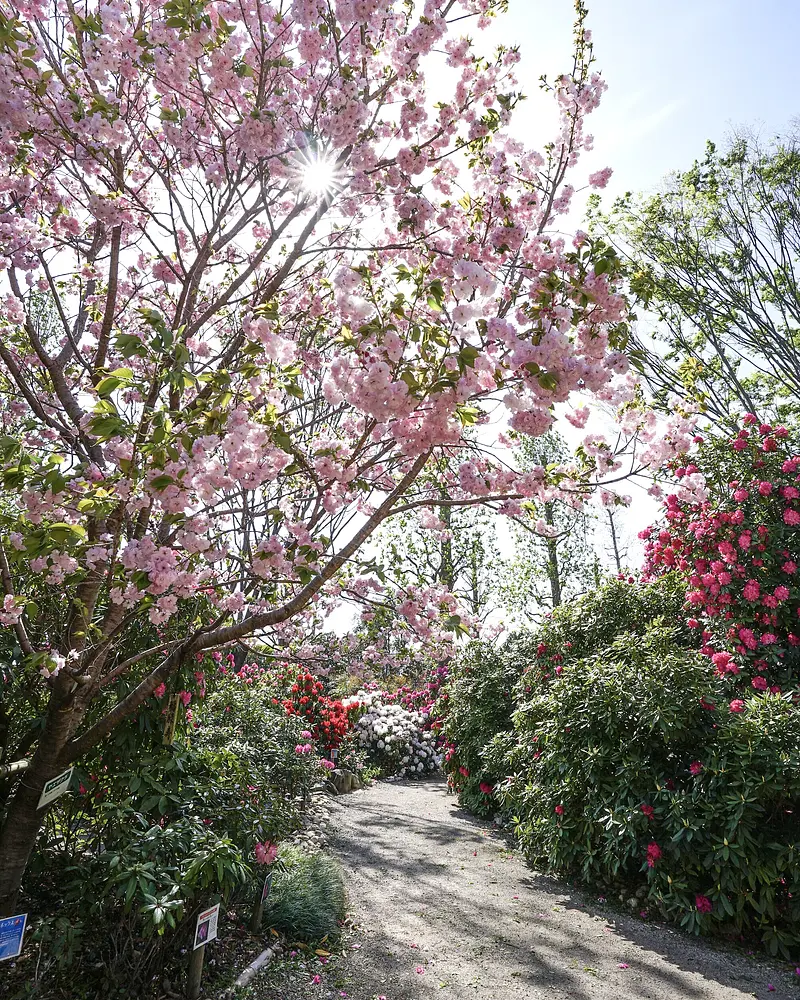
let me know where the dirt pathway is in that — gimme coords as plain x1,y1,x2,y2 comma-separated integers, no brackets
321,777,798,1000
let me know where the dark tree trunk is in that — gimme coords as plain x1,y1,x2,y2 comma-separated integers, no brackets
0,680,78,917
544,502,562,608
607,508,623,574
438,502,455,591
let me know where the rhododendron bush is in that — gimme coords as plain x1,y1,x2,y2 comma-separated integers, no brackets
642,419,800,695
443,578,800,957
9,659,324,992
499,617,800,958
349,690,439,778
0,0,693,911
439,640,519,817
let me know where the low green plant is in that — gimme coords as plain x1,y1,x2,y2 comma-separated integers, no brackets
264,845,347,941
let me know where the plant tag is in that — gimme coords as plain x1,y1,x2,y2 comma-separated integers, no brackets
37,767,74,809
193,904,220,950
0,913,27,961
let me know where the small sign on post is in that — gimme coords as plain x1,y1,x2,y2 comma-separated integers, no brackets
188,904,220,999
37,767,74,810
193,904,219,950
162,694,181,745
250,870,273,932
0,913,27,962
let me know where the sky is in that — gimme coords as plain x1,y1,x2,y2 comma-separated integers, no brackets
487,0,800,201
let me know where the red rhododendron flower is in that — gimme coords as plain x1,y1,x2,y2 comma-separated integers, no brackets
646,842,662,867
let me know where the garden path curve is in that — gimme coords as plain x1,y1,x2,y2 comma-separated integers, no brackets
325,777,797,1000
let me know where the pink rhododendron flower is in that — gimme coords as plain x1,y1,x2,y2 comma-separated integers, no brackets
689,761,703,775
255,841,278,865
554,804,564,816
729,699,746,713
695,894,713,913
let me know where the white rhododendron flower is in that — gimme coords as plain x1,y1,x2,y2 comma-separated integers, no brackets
352,690,441,779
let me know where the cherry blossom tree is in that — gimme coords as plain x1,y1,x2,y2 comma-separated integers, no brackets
0,0,693,912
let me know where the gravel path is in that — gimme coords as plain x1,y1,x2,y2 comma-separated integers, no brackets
321,777,798,1000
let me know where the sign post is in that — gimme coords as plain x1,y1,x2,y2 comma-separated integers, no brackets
0,913,27,962
37,768,74,810
188,903,220,999
250,870,273,933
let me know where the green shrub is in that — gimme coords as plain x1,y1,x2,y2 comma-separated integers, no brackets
441,641,521,817
265,845,347,941
499,619,800,958
12,673,322,994
503,573,693,683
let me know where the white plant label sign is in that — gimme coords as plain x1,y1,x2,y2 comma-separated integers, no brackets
193,904,220,950
37,767,74,809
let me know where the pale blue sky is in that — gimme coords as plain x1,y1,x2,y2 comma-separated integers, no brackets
485,0,800,199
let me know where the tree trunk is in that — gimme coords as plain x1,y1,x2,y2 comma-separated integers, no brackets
544,502,562,608
607,508,623,574
438,502,454,591
0,681,77,917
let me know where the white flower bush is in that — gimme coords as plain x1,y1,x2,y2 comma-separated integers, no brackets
348,691,440,779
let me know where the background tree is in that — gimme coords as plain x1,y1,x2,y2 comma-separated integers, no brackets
497,432,598,622
376,462,503,622
603,504,629,574
595,129,800,429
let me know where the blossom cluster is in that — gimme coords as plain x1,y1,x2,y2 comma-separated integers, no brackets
348,691,440,778
642,419,800,694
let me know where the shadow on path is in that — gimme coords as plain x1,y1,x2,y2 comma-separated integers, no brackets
326,777,798,1000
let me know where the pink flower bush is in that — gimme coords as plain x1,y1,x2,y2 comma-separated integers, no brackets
642,420,800,694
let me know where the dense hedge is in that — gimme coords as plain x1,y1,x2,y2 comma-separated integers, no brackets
441,641,521,817
442,577,800,958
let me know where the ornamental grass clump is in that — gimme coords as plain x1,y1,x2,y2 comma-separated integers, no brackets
264,845,347,942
